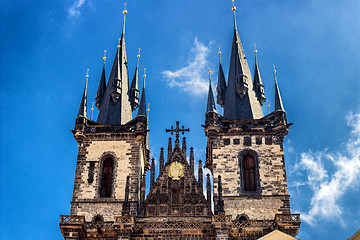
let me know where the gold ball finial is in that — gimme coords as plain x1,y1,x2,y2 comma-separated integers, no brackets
103,50,107,61
273,69,276,73
236,40,239,44
273,64,276,73
254,50,257,53
218,45,221,55
267,105,270,108
137,48,141,58
143,68,146,78
209,70,211,74
86,68,89,78
123,3,127,14
232,0,236,11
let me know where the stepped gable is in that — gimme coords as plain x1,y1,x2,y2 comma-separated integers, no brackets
142,124,211,218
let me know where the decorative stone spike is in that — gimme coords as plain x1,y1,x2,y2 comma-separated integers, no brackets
198,160,203,194
182,137,187,157
122,176,130,216
167,137,172,161
190,147,194,174
159,147,164,172
150,158,155,190
206,173,212,212
218,175,225,215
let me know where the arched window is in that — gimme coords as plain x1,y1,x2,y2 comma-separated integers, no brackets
243,155,255,191
100,157,114,198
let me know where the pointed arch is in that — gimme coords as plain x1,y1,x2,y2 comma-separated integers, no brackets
238,149,261,194
98,152,117,198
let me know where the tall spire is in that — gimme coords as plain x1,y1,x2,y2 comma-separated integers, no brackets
216,45,226,107
223,0,263,120
253,45,266,105
77,69,89,118
96,3,132,125
273,66,285,112
95,51,107,110
206,70,217,113
130,48,140,111
137,68,147,117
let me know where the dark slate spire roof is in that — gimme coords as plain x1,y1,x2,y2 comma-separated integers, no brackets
95,54,107,110
77,71,89,117
223,5,263,120
253,49,266,106
216,47,226,107
274,69,285,112
130,49,140,112
137,70,147,117
206,71,217,113
96,10,132,125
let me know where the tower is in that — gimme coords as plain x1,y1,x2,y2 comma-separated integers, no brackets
59,6,150,239
204,1,300,238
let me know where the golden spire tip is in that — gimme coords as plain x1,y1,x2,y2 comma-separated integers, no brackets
218,45,221,55
273,64,276,73
232,0,236,11
254,43,257,53
137,48,141,58
143,68,146,78
103,50,107,61
123,3,127,14
86,68,89,78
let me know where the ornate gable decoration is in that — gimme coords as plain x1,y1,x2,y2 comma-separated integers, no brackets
141,122,211,217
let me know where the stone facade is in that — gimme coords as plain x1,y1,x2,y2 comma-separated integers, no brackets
69,116,149,222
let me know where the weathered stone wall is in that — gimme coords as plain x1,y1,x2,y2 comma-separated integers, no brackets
214,195,290,220
212,134,289,220
70,132,144,219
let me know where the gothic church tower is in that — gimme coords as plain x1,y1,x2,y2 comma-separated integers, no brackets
204,1,300,237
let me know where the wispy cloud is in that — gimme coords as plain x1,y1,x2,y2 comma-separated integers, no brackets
294,110,360,225
68,0,86,17
162,38,212,96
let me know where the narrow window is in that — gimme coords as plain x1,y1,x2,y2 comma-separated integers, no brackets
100,157,114,198
243,155,255,191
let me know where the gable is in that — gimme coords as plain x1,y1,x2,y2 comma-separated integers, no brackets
141,142,211,217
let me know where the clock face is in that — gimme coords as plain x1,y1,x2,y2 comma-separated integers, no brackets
168,161,184,180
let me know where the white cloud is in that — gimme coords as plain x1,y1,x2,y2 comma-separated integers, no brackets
295,110,360,225
68,0,86,17
162,38,212,96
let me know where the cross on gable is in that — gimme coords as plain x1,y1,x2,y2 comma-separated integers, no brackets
166,121,190,140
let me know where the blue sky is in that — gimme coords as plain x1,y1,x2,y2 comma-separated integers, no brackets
1,0,360,239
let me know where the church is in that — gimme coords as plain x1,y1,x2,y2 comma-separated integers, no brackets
59,2,301,239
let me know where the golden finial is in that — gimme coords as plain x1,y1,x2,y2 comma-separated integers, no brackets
232,0,236,11
208,65,211,75
103,50,107,63
123,3,127,14
267,104,270,114
254,43,257,54
236,40,239,44
137,48,141,58
143,68,146,78
273,64,276,73
91,102,94,120
86,68,89,78
218,45,221,55
147,103,150,112
118,38,121,48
